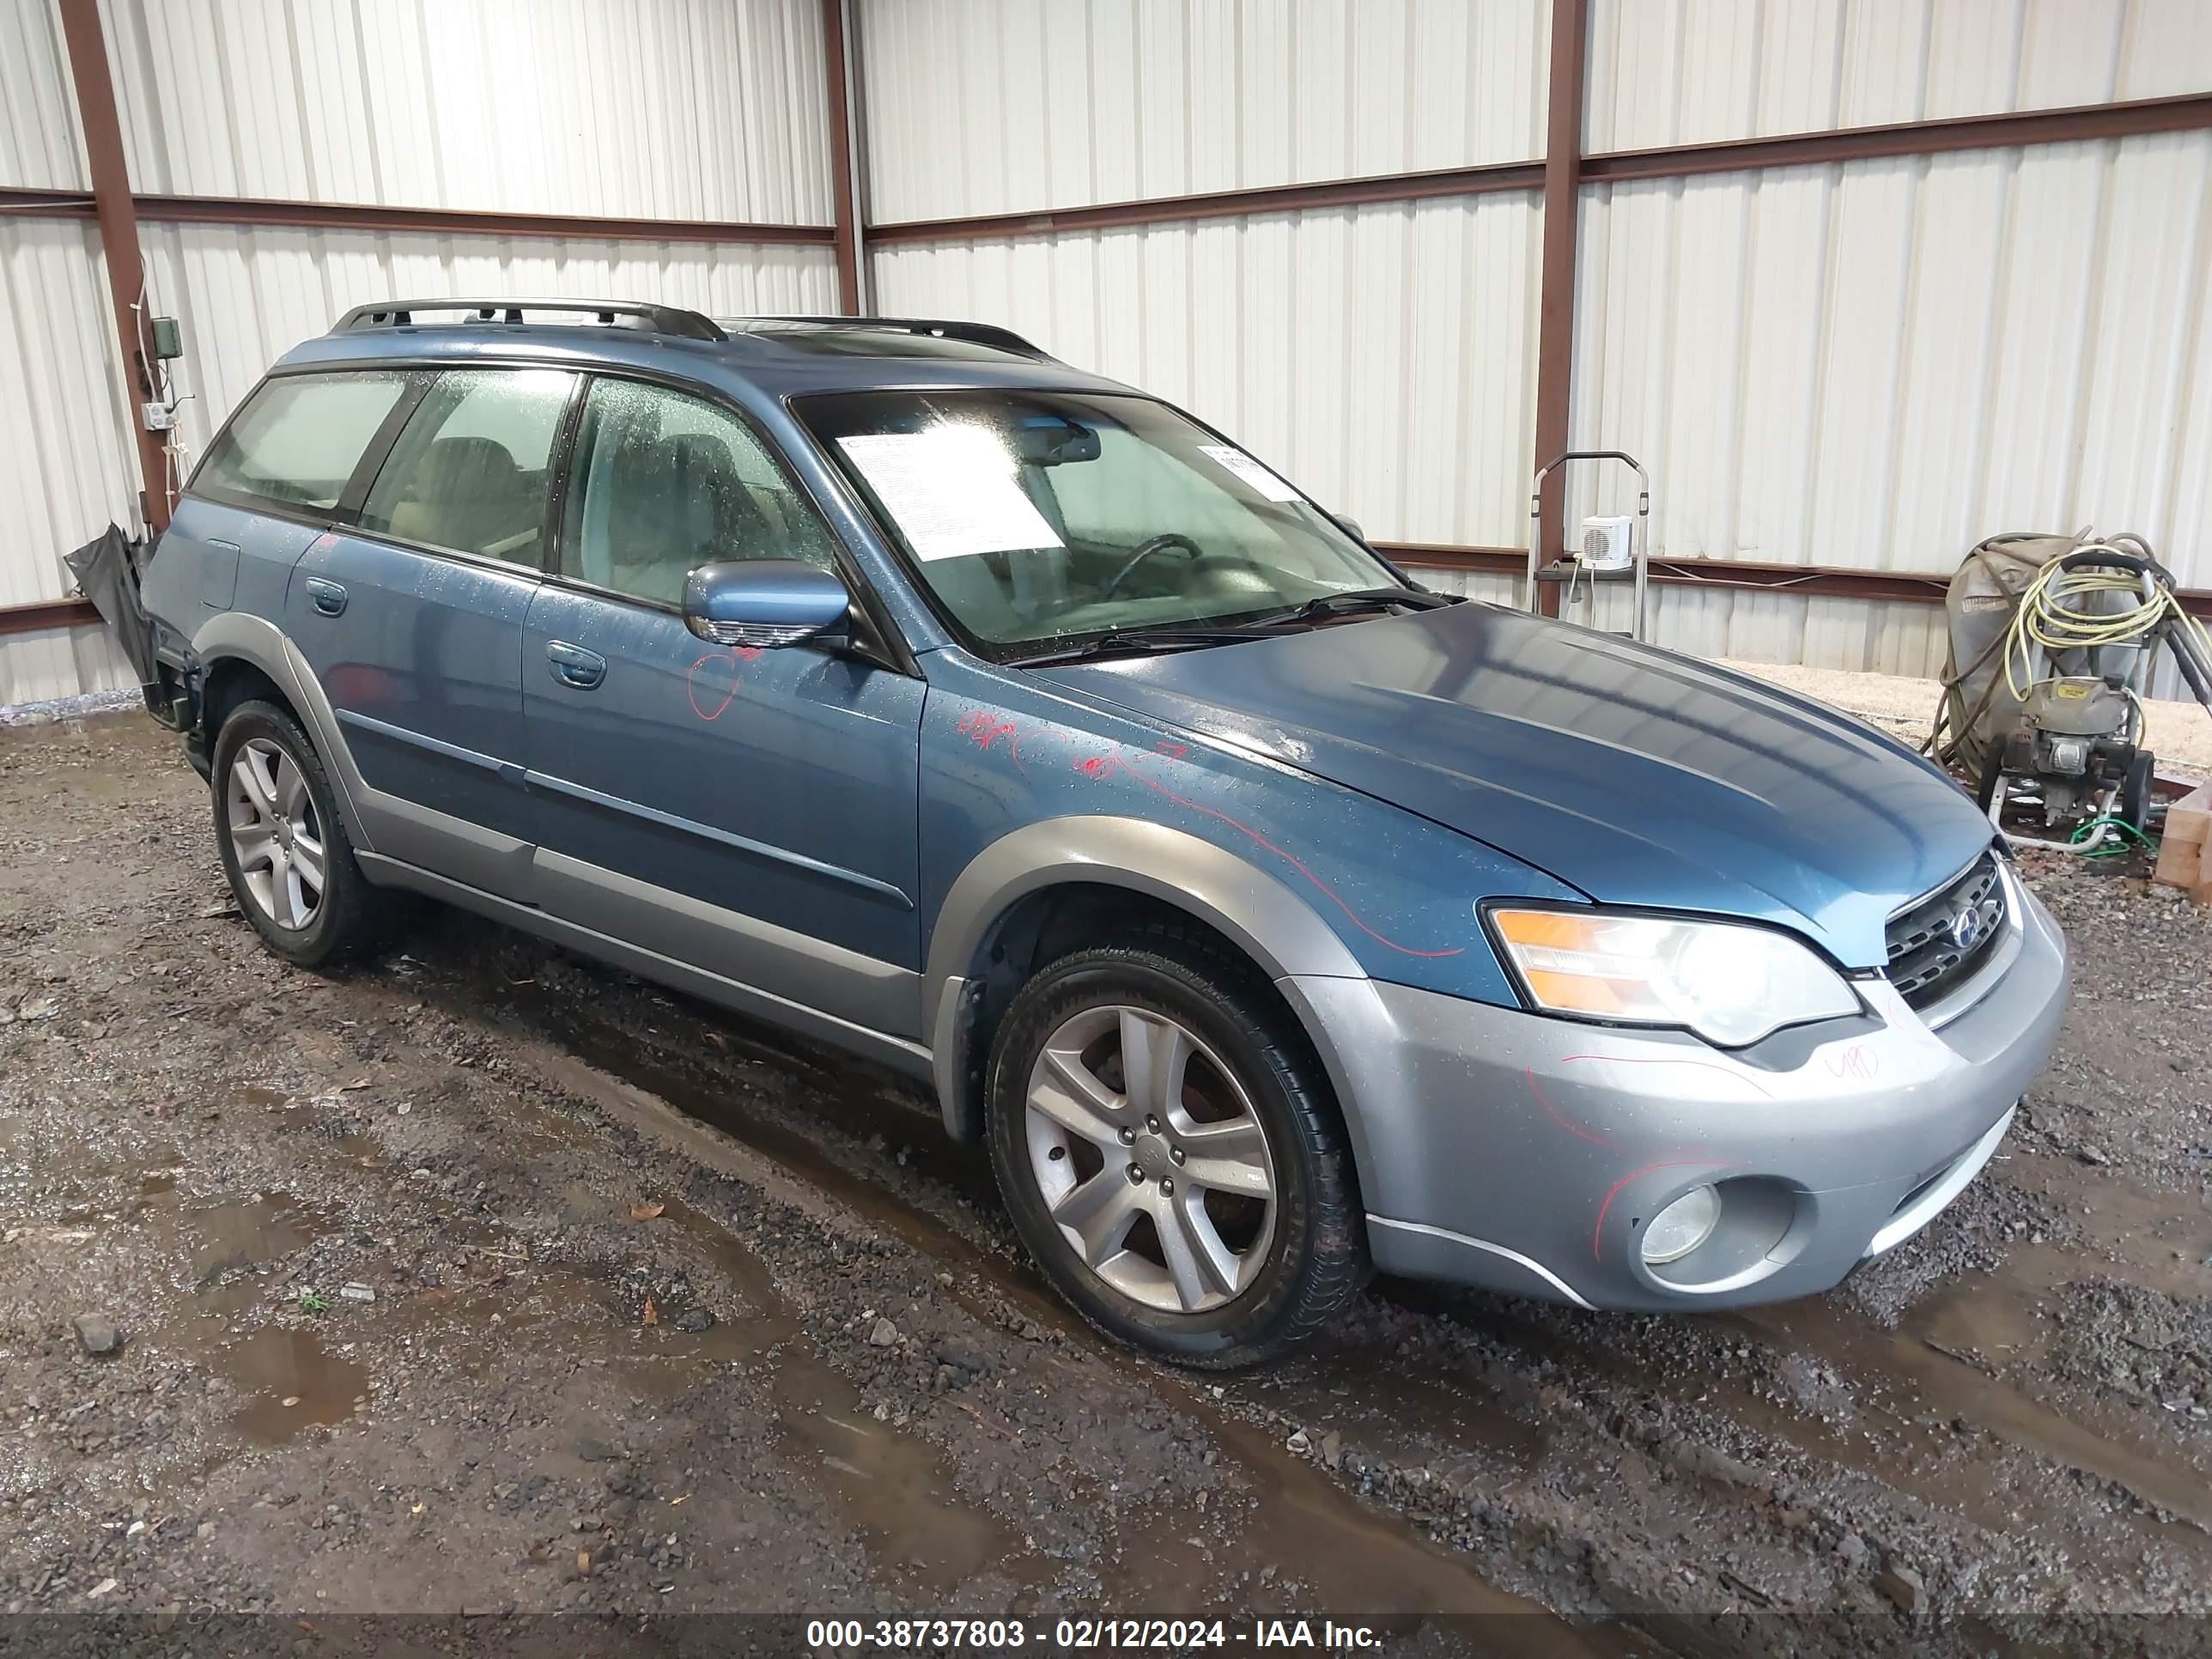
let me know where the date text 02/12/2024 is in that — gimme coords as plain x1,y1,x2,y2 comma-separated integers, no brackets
805,1616,1390,1650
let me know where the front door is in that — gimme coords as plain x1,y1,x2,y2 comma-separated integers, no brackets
285,365,577,898
519,375,925,1036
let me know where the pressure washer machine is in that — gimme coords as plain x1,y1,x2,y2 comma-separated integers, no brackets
1929,532,2212,836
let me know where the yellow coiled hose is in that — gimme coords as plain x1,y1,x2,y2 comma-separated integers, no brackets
2003,546,2212,742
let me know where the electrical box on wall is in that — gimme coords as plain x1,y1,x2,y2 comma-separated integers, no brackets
142,402,175,432
1581,514,1635,570
149,316,184,360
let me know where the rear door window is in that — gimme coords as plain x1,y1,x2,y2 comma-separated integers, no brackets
357,368,577,566
190,371,412,513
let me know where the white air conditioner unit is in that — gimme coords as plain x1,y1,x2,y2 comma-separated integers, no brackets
1581,514,1635,570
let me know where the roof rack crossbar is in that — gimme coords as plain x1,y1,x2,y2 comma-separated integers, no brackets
331,298,726,343
742,314,1053,360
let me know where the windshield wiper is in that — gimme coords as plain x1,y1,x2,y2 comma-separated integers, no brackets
1016,587,1458,666
1257,586,1459,627
1016,625,1285,667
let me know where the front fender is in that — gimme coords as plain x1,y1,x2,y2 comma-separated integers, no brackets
924,813,1368,1029
914,651,1580,1144
923,815,1367,1144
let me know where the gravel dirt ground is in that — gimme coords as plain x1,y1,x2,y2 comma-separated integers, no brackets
3,704,2209,1656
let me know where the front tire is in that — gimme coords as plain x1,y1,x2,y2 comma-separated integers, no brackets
210,700,389,968
984,929,1367,1368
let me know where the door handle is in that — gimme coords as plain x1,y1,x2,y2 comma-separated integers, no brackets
545,640,606,690
304,577,347,617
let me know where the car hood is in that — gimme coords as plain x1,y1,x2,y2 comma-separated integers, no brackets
1032,604,1995,969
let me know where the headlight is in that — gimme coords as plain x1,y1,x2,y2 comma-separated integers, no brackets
1486,907,1861,1048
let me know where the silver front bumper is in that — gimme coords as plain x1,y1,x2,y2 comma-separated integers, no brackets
1283,865,2070,1310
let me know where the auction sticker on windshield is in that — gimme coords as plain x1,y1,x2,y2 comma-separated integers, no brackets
840,428,1064,559
1197,442,1301,502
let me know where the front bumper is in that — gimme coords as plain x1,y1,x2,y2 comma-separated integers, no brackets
1283,863,2069,1310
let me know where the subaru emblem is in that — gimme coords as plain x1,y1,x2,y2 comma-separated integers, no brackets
1948,903,1987,953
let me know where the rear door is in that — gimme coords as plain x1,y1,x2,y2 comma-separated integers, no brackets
284,365,577,899
164,368,420,641
519,374,926,1036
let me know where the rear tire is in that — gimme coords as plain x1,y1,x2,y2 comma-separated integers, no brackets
984,927,1367,1369
210,700,392,968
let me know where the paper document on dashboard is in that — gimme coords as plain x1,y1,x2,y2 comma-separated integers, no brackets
839,429,1064,559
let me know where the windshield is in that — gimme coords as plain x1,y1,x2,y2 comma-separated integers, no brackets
796,389,1400,659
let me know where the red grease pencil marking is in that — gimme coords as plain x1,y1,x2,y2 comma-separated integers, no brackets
687,647,760,721
1591,1159,1712,1262
1070,744,1462,960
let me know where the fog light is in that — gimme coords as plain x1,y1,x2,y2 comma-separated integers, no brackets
1642,1184,1721,1265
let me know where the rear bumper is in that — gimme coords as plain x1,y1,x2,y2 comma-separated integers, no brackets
1285,863,2069,1310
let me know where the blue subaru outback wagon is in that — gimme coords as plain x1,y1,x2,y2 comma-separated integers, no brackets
138,299,2069,1366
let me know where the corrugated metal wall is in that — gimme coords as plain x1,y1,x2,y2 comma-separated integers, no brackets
0,213,141,704
860,0,1548,224
1566,128,2212,685
1585,0,2212,152
2,0,840,707
860,0,2212,692
860,0,1555,567
100,0,832,223
1,0,82,189
871,196,1542,550
140,225,836,465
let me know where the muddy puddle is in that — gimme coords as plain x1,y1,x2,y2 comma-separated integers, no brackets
647,1195,1036,1595
135,1191,373,1445
222,1328,370,1442
177,1193,325,1286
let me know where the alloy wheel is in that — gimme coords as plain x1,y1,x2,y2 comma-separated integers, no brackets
1023,1004,1278,1314
225,737,325,931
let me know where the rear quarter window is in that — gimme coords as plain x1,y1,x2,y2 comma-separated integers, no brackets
190,371,411,513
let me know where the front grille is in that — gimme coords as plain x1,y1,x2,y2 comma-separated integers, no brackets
1886,852,2007,1008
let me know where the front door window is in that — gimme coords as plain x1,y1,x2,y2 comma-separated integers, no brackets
558,378,836,605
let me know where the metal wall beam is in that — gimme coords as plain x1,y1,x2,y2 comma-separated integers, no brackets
130,194,834,246
13,96,2197,248
0,599,102,638
821,0,866,311
1529,0,1589,617
0,185,94,216
0,192,833,248
865,161,1545,245
852,92,2212,249
54,0,171,533
1370,544,2212,623
1583,90,2212,185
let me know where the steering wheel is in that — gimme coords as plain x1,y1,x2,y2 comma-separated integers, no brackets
1102,533,1204,600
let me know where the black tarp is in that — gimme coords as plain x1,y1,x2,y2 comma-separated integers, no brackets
61,522,159,687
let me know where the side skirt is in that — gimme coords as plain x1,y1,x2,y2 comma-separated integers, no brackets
354,851,935,1084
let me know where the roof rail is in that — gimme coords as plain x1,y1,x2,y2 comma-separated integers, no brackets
331,298,726,343
738,314,1053,360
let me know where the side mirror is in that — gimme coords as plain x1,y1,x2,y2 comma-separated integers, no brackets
1331,512,1368,544
682,560,850,647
